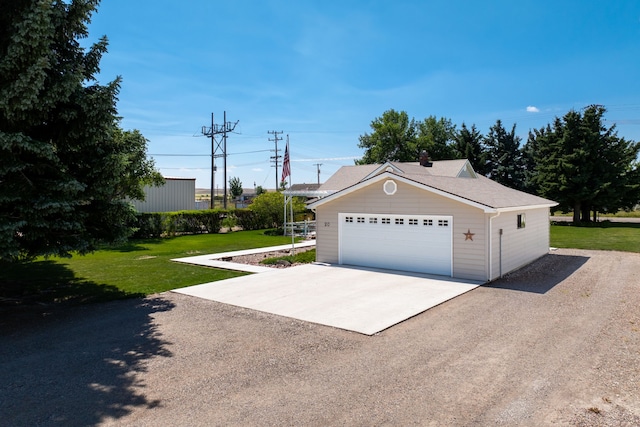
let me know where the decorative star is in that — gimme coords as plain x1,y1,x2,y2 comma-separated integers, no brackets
463,229,475,241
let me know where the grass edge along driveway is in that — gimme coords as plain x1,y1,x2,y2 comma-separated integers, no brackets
2,222,639,307
0,230,297,305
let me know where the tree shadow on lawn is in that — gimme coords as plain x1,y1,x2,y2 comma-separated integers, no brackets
485,252,590,294
0,260,146,308
0,262,175,426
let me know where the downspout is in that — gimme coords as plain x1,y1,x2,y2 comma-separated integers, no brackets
488,211,501,281
311,208,318,261
499,228,503,278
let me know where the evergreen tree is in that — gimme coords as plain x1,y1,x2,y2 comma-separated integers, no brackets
522,125,555,195
580,105,640,219
531,105,640,222
484,120,525,189
0,0,161,261
453,123,487,175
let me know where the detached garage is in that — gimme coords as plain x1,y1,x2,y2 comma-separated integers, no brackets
308,159,557,282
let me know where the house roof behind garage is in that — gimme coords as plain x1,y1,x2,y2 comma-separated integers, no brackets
314,160,556,210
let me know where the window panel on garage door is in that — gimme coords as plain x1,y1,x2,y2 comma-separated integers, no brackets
339,213,452,276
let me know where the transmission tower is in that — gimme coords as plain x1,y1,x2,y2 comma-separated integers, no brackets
201,111,238,209
268,130,283,189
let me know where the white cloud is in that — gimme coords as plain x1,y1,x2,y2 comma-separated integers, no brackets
526,105,540,113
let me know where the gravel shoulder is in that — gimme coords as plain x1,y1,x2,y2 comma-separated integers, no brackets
1,249,639,426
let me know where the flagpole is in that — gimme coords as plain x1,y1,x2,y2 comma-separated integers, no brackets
281,137,294,254
287,135,295,254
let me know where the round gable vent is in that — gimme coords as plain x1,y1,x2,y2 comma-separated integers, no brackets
383,179,397,195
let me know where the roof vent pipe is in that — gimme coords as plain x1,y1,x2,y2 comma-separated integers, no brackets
419,150,433,167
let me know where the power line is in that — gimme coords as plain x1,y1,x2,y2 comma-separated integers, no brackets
293,156,360,162
150,154,210,157
149,149,271,157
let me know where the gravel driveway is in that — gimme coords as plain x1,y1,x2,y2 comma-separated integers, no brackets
1,249,639,426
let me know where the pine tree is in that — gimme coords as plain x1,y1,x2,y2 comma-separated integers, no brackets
453,123,487,175
484,120,524,189
531,105,640,222
0,0,161,261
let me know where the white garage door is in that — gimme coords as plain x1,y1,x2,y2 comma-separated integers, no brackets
339,213,453,276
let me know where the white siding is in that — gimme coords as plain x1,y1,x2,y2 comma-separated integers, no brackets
489,207,550,280
314,179,488,281
130,178,196,213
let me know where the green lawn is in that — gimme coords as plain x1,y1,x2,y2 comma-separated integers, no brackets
3,223,639,308
550,222,640,253
553,210,640,218
0,230,296,305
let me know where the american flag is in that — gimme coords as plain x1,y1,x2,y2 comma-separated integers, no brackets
281,141,290,184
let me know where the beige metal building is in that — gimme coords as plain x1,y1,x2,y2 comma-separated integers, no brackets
130,177,196,213
308,159,557,282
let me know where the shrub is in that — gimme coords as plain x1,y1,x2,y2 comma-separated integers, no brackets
132,210,226,238
130,207,297,238
132,212,165,238
233,209,266,231
164,210,225,235
248,192,308,228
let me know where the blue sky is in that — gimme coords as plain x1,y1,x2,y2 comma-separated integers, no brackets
86,0,640,190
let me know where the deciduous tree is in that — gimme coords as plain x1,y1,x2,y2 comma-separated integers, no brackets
416,116,457,160
229,176,243,199
249,192,305,228
356,109,417,164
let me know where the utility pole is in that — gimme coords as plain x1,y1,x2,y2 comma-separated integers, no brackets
314,163,323,185
268,130,283,190
201,111,238,209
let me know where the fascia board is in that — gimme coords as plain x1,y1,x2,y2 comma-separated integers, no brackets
362,162,404,180
308,172,498,213
307,177,379,209
496,203,559,213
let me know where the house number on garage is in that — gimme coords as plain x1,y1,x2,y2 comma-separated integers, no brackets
324,222,330,227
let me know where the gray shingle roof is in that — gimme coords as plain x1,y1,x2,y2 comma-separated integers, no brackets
316,160,556,210
289,183,322,192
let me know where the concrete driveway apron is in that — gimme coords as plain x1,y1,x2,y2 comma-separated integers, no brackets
173,263,482,335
